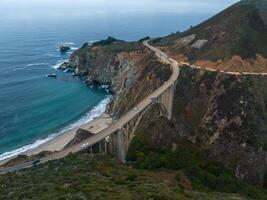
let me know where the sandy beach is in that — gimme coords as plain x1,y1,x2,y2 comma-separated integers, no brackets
0,114,112,166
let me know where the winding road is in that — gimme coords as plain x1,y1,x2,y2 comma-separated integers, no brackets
0,41,180,174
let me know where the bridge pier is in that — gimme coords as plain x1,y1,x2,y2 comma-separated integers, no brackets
167,84,175,120
113,129,126,163
99,142,102,153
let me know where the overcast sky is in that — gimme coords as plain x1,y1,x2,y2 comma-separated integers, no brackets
1,0,239,13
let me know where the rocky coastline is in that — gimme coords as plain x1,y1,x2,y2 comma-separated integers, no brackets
59,37,171,118
57,36,267,185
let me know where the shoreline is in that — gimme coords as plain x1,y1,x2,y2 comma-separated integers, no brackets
0,40,114,167
0,114,112,166
0,94,112,166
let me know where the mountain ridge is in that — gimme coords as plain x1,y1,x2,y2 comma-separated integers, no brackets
152,0,267,72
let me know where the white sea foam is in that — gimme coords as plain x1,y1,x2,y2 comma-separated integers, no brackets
51,60,68,69
59,42,79,51
11,66,26,72
26,63,48,67
71,47,79,51
63,42,76,46
46,52,60,58
0,96,111,161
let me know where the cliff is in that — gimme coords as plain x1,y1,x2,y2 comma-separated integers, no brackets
64,36,267,188
67,39,171,117
132,66,267,186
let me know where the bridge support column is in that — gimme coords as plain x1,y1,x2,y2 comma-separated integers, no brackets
108,135,113,154
99,142,102,153
104,140,107,154
113,129,126,164
90,146,93,155
167,84,175,120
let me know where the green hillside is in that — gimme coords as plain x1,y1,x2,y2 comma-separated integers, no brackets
153,0,267,61
0,153,253,200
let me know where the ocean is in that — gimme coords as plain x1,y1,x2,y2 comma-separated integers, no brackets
0,11,212,160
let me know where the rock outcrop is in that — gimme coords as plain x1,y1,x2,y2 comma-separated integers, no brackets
66,40,171,117
59,45,71,53
65,36,267,185
134,66,267,185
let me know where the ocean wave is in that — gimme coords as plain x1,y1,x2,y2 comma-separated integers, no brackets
71,47,79,51
11,66,26,72
89,40,97,44
0,135,57,162
63,42,76,46
0,96,111,161
26,63,48,67
56,96,111,133
46,52,60,58
10,63,49,72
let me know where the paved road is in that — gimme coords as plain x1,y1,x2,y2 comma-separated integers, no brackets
0,41,180,174
159,50,267,76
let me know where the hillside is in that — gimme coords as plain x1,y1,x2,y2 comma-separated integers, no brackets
152,0,267,72
3,1,267,199
132,67,267,186
0,153,257,200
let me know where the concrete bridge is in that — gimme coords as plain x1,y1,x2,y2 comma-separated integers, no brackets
79,41,179,163
0,41,180,174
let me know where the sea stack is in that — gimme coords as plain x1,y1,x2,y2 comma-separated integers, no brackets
59,45,71,53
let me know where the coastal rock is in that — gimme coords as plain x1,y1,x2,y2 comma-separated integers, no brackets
190,39,208,49
58,62,70,70
59,45,71,53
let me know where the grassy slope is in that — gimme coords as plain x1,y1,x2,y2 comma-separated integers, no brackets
0,153,246,200
127,135,267,200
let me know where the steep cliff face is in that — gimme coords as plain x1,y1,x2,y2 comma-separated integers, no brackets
68,41,171,117
134,66,267,185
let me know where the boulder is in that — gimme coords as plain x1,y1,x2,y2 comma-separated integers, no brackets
59,45,71,53
58,62,70,70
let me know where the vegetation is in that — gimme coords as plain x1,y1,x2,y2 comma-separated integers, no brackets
127,137,267,200
153,0,267,61
102,42,139,53
81,42,89,48
93,36,124,46
138,36,150,43
0,153,246,200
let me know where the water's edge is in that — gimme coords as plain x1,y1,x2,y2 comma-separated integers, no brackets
0,96,111,161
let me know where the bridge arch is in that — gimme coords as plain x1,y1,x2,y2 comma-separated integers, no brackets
124,100,168,141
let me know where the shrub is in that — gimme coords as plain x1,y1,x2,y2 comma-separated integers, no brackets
127,174,137,181
127,138,267,199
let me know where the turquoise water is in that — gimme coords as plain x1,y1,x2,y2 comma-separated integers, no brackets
0,11,213,160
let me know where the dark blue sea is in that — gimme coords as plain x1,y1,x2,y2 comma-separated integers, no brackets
0,11,212,160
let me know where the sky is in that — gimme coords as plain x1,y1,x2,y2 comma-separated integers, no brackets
1,0,239,13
